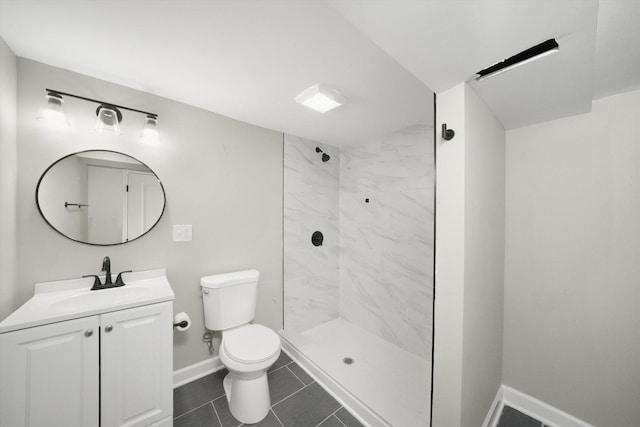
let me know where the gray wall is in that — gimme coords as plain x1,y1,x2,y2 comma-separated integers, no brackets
461,84,505,427
15,59,283,370
433,83,505,427
504,89,640,426
0,36,17,320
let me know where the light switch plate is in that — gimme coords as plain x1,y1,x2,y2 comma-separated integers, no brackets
173,225,192,242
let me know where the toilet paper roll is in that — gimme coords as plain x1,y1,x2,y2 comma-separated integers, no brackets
174,312,191,331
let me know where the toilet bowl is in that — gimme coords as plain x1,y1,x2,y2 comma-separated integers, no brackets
200,270,281,424
219,324,281,423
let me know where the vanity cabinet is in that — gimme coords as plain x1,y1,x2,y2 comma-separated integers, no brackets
0,301,173,427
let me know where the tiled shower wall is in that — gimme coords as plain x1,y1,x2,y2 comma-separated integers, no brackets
283,135,340,333
339,125,434,358
284,125,434,358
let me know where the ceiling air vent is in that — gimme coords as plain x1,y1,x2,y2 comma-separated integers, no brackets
476,38,559,82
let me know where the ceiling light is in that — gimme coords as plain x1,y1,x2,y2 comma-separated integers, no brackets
37,88,159,141
476,39,559,82
95,104,122,135
295,84,346,113
36,92,70,129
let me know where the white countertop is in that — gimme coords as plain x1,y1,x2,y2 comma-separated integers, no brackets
0,269,175,333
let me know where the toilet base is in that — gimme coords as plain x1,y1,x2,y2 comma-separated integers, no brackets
224,371,271,424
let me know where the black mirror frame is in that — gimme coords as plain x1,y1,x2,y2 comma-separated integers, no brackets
35,149,167,246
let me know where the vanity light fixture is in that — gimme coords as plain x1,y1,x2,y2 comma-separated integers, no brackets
36,92,70,129
94,104,122,136
295,84,346,114
38,88,159,141
475,38,559,82
139,115,160,143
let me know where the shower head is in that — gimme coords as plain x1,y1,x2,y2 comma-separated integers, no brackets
315,147,330,162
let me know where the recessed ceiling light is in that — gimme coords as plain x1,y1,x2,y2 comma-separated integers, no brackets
476,38,559,82
295,84,346,113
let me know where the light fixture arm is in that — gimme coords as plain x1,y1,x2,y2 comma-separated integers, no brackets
46,88,158,118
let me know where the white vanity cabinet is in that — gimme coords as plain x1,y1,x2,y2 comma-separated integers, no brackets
101,302,173,427
0,315,100,426
0,269,175,427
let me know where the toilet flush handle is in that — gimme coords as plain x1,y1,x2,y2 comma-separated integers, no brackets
202,289,209,295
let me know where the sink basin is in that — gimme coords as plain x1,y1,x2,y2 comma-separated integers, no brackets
52,287,152,310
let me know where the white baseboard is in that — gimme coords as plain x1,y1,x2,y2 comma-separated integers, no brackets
482,386,504,427
173,356,225,388
483,385,594,427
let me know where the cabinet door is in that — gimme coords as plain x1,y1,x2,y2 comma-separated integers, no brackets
0,316,99,427
100,302,173,427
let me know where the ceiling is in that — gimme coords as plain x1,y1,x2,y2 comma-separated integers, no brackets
1,1,639,146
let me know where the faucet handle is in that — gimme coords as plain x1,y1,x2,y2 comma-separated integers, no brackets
83,275,103,290
115,270,132,287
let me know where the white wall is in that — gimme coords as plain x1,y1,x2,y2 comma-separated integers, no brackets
0,36,17,320
14,59,283,370
461,84,505,427
433,83,505,427
433,83,466,427
504,89,640,427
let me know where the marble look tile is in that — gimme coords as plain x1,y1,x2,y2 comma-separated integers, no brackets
339,125,434,358
284,126,434,358
284,135,340,333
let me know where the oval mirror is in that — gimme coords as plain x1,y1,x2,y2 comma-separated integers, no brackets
36,150,166,245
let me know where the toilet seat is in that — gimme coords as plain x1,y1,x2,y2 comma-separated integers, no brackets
223,324,280,364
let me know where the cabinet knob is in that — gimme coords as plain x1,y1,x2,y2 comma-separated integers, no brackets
84,329,93,337
105,325,113,332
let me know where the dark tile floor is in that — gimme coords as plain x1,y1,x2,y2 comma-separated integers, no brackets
174,352,364,427
497,406,551,427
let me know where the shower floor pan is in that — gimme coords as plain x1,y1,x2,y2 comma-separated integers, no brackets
280,318,430,427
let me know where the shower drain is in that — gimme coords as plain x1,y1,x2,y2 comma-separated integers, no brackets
343,357,354,365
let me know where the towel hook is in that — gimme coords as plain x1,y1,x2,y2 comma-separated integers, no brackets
442,123,455,141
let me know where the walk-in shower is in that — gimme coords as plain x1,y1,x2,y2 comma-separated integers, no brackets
281,125,435,426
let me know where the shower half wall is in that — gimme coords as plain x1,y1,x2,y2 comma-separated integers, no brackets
282,125,434,426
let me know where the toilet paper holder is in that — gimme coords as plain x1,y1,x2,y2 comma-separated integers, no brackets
173,320,188,328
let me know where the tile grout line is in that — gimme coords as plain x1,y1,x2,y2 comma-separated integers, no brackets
313,407,345,427
285,364,312,386
173,398,222,421
210,399,224,427
271,380,314,407
268,360,294,375
271,408,285,427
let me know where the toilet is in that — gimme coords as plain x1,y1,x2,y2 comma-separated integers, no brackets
200,270,281,424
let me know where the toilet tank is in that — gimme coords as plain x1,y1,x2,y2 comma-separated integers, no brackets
201,270,259,331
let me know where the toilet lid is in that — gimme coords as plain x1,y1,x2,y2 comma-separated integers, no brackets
224,324,281,364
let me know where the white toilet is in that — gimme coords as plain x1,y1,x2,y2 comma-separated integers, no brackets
200,270,281,424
